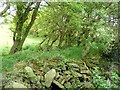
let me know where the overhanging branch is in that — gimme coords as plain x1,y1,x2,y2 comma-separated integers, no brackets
0,3,10,17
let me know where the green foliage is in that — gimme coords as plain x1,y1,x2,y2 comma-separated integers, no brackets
92,67,109,88
110,72,120,88
30,2,84,46
92,67,120,88
29,2,117,57
62,46,84,60
1,46,10,56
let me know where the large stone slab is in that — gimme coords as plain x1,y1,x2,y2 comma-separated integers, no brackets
44,69,56,88
13,82,27,88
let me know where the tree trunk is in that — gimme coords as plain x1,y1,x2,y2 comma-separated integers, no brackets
9,41,21,55
9,2,40,55
9,39,25,55
50,35,59,48
58,31,64,48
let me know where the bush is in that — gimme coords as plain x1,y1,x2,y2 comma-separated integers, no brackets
92,67,120,89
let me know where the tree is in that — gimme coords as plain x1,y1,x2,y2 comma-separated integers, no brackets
33,2,83,49
9,2,40,55
30,2,118,57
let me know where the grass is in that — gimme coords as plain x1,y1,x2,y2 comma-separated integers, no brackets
1,35,103,72
0,24,86,72
0,24,41,72
1,34,106,72
2,45,85,72
0,24,109,72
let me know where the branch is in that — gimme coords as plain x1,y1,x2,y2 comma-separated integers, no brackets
105,3,112,10
22,2,34,22
23,2,40,40
0,3,10,17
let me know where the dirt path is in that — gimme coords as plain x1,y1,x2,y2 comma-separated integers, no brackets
0,24,40,52
0,24,13,48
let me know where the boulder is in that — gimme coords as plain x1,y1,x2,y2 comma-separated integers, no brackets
44,69,56,88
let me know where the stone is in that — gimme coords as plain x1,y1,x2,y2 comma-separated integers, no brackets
55,72,60,79
83,74,91,81
72,68,80,72
12,82,27,88
80,70,91,75
14,61,26,71
25,66,36,78
64,71,71,75
36,81,42,88
65,75,72,82
80,66,87,70
71,81,77,88
75,79,81,87
83,82,94,88
69,63,79,68
25,66,38,83
53,80,64,88
25,66,33,74
58,76,63,82
25,66,34,73
31,76,40,83
43,67,50,73
61,79,66,85
71,70,82,77
64,82,72,88
62,65,66,70
40,76,44,81
44,69,56,88
75,72,82,77
4,81,13,88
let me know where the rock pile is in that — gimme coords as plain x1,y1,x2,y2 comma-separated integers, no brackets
2,59,95,89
